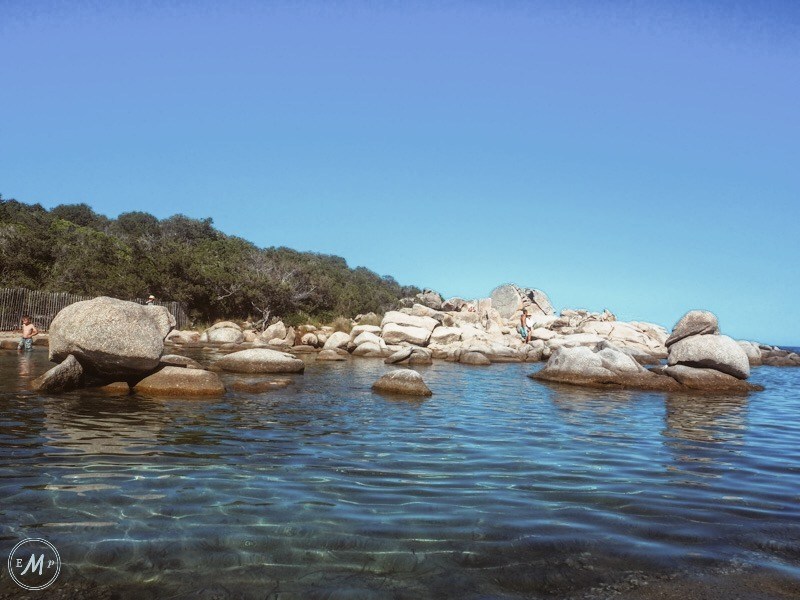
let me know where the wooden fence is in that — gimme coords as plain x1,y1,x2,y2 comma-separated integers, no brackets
0,288,191,332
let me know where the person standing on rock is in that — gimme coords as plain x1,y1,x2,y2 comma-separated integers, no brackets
518,309,534,343
18,314,39,352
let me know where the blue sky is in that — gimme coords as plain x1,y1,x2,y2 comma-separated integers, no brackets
1,1,798,344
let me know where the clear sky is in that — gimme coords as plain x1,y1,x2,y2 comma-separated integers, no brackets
1,1,798,344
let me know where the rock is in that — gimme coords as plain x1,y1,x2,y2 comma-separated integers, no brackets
206,326,244,344
408,348,433,365
737,341,763,366
352,342,390,357
166,330,201,344
415,289,443,310
429,327,462,345
32,354,84,393
350,325,382,340
284,327,296,346
243,330,257,342
460,351,491,366
381,311,439,332
93,381,131,395
290,345,317,354
231,378,293,393
532,345,681,391
159,354,203,369
372,369,432,396
385,347,414,364
442,297,467,312
381,323,431,346
49,296,175,377
490,284,555,319
268,337,292,347
323,331,351,350
301,333,319,347
317,349,347,361
662,365,756,392
353,331,383,346
208,321,241,332
262,321,287,342
531,328,556,341
665,310,719,347
214,348,305,374
133,366,226,397
668,334,750,379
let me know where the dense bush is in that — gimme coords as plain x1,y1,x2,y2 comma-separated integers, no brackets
0,196,419,324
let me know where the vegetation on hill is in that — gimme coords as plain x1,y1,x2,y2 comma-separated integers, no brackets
0,196,419,325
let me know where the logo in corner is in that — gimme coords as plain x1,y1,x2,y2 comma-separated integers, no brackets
7,538,61,590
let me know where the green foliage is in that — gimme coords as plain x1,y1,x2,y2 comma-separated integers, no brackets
0,196,420,323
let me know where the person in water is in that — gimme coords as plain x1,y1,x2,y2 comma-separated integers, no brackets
18,315,39,352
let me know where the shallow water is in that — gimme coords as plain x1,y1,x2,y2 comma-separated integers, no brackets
1,348,800,598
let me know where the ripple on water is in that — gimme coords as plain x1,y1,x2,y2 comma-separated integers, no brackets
1,351,800,598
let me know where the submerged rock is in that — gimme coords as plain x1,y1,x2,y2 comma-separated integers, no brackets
231,379,293,393
134,366,226,397
214,348,305,374
317,349,347,361
372,369,432,397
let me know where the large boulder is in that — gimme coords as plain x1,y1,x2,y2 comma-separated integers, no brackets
214,348,305,373
372,369,432,397
381,323,431,346
490,284,555,319
206,326,244,344
261,321,287,342
134,366,226,397
49,296,175,377
32,354,84,393
667,334,750,379
323,331,351,351
665,310,719,347
430,327,462,345
381,311,439,332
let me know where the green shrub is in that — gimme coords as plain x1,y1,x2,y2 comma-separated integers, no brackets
331,316,353,333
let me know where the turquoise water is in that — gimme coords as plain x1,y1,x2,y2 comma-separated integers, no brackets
1,348,800,598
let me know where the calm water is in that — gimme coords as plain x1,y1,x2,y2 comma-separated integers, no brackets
1,348,800,599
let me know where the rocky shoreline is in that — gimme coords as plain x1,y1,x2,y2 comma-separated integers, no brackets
2,284,798,398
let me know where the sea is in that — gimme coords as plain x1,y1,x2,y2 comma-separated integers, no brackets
1,347,799,599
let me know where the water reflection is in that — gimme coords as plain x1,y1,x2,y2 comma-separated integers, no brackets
663,395,746,444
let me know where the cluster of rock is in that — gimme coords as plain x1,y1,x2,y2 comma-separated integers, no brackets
177,284,668,370
533,310,762,393
32,297,305,398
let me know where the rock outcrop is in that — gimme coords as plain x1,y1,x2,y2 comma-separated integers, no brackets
532,310,762,393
